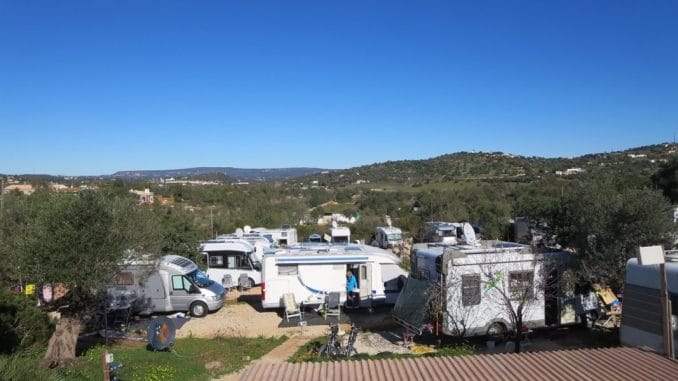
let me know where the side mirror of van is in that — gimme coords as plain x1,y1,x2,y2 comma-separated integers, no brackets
189,285,200,294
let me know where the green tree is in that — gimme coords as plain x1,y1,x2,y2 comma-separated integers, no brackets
652,157,678,203
9,191,161,367
554,182,675,289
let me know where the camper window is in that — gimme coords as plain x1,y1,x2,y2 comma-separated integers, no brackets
209,255,224,267
509,271,534,300
278,265,298,276
115,271,134,286
461,274,481,306
360,266,367,280
172,275,194,292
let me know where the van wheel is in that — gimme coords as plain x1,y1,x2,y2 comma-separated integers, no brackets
248,278,255,289
190,301,208,318
486,322,507,341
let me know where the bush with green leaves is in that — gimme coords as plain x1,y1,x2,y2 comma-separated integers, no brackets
0,289,53,355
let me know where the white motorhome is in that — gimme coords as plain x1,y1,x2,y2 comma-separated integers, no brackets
620,254,678,357
251,225,298,247
260,244,407,309
200,238,265,288
394,241,582,338
422,221,479,246
327,225,351,244
109,255,225,317
374,226,404,249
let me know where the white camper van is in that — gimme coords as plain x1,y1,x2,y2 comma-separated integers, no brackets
374,226,404,249
109,255,225,317
251,225,298,247
200,238,265,288
620,254,678,357
422,221,478,246
393,242,582,338
260,244,407,309
327,225,351,244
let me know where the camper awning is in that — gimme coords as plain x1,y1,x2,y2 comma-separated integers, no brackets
392,277,433,335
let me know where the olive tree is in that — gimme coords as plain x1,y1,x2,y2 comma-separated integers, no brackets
554,182,675,290
10,191,161,367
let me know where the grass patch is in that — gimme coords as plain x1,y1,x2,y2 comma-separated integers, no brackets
288,336,475,363
60,336,286,381
0,350,65,381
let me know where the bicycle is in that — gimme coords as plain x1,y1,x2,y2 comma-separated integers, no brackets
342,323,360,356
317,323,341,358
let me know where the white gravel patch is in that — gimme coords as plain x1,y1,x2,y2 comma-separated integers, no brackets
351,332,413,355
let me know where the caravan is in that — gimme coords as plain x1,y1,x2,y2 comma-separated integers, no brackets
260,244,407,309
393,241,584,338
109,255,225,318
620,253,678,357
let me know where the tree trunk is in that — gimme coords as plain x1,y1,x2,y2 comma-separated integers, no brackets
39,317,81,368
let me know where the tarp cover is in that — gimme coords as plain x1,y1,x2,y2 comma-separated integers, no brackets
392,277,433,334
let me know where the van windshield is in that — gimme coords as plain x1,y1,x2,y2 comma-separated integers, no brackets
387,233,402,241
187,269,213,288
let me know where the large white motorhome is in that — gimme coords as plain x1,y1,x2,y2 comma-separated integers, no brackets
200,237,266,288
373,226,404,249
620,253,678,357
108,255,225,317
393,241,584,338
260,244,407,309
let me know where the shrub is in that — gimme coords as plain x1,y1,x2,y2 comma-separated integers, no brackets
0,289,53,354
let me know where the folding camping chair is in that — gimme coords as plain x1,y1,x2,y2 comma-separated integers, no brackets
283,293,303,322
238,273,251,291
222,274,235,290
325,292,341,321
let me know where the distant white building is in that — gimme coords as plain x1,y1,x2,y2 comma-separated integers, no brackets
555,168,585,176
130,188,154,204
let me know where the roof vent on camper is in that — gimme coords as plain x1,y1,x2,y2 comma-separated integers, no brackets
244,225,252,234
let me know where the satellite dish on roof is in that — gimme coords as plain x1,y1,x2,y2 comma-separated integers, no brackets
147,316,176,351
243,225,251,234
463,223,477,246
235,228,244,238
331,221,338,228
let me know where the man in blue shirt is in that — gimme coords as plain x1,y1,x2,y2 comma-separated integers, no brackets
346,270,358,308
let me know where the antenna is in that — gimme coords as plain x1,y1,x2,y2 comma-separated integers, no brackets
386,216,392,227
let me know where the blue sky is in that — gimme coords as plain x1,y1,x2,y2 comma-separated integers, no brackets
1,1,676,175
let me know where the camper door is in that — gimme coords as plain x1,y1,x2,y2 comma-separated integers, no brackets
359,263,372,303
169,274,198,311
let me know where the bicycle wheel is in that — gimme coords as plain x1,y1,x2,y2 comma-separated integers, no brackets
317,344,330,358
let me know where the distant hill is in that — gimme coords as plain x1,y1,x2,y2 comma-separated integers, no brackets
297,143,677,186
110,167,329,181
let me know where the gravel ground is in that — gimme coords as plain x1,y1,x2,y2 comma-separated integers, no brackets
175,288,330,339
351,331,413,355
